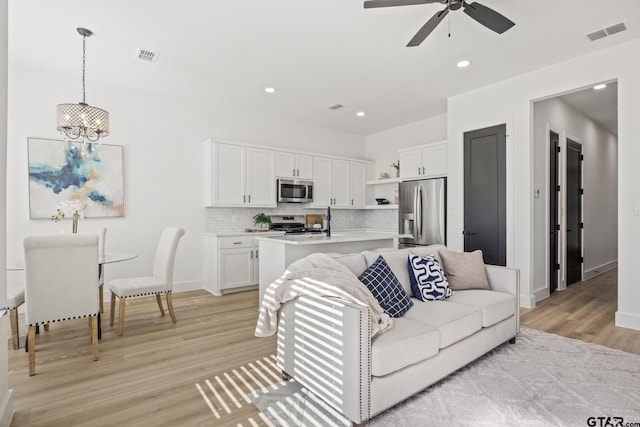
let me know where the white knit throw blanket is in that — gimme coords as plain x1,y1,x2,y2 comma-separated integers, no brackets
255,253,392,338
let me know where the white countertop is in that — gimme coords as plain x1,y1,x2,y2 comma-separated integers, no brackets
256,230,409,246
205,231,286,237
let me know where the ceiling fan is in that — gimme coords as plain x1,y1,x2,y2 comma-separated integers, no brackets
363,0,515,47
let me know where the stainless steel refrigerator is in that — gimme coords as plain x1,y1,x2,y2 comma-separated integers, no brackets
399,177,446,248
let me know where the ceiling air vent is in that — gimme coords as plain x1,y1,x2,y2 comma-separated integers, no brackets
329,104,344,110
136,48,158,63
605,22,627,36
587,22,626,41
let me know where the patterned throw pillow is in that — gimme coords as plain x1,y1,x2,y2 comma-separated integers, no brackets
358,255,413,318
408,254,453,301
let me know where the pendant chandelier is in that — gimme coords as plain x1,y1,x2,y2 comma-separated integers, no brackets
56,28,109,144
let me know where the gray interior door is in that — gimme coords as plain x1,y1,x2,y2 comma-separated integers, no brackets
566,139,583,285
463,124,507,266
549,131,560,292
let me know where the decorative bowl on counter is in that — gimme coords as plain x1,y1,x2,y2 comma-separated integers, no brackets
375,198,390,205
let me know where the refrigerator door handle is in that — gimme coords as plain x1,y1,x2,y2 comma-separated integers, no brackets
416,185,423,238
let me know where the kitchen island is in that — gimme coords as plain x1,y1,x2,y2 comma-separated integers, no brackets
257,231,406,306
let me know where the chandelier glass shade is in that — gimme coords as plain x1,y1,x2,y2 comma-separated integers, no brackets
56,28,109,143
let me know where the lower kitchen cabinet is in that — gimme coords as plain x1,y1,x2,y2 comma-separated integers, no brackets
204,233,281,295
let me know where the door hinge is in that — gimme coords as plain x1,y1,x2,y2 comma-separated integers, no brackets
556,224,560,231
580,154,584,161
579,188,584,195
580,222,584,229
579,256,584,263
555,263,560,270
556,146,561,153
557,185,561,192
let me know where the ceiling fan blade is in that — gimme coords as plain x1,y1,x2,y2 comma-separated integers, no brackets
364,0,441,9
463,1,515,34
407,7,449,47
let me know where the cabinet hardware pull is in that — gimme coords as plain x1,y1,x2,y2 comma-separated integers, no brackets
251,250,254,259
248,195,251,203
418,167,421,175
233,242,242,244
243,195,246,203
422,167,425,175
256,250,259,258
293,168,295,176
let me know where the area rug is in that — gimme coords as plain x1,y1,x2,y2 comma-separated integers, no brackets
250,327,640,427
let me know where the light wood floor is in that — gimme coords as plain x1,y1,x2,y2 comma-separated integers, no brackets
520,268,640,355
7,268,639,425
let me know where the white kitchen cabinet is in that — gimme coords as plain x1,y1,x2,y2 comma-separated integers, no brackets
349,162,366,207
204,233,280,296
313,157,366,208
276,152,313,179
204,141,276,207
399,141,447,180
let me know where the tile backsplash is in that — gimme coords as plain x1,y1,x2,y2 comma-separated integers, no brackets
205,205,398,233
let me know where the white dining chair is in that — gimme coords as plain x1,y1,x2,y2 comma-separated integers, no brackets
109,227,185,336
7,280,25,350
24,234,100,376
83,227,107,313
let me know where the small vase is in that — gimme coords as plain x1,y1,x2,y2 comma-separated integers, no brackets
72,212,79,234
396,170,400,178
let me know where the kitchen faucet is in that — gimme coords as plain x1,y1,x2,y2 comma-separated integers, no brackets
325,206,331,237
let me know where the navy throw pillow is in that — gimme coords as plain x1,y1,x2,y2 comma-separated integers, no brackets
408,254,453,301
358,255,413,317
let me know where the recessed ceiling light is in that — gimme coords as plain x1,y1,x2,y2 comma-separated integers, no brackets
593,84,607,90
264,87,276,94
356,111,366,117
457,60,471,68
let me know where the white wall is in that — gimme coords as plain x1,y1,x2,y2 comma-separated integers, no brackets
0,0,14,424
447,38,640,330
532,97,618,300
6,64,365,294
364,114,447,179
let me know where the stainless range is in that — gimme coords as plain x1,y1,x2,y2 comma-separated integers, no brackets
270,215,324,235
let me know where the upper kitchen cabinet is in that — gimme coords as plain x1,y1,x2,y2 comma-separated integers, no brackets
399,141,448,181
313,157,366,208
204,141,276,207
276,152,313,179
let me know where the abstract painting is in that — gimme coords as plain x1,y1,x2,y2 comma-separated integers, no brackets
28,137,124,218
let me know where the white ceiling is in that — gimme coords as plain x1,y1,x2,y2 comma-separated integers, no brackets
8,0,640,136
558,82,618,135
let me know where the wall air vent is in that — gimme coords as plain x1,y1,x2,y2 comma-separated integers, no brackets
587,22,626,41
136,48,159,63
329,104,344,110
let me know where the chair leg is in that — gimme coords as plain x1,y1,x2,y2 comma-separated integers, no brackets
90,316,99,361
99,284,104,314
43,324,50,332
10,308,19,350
118,298,126,336
28,326,36,376
166,293,177,324
156,294,165,316
110,292,116,326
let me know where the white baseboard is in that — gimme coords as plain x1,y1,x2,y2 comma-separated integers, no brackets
519,294,535,309
0,388,14,427
583,260,618,281
615,311,640,331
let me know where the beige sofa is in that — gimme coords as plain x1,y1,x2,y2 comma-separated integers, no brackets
276,244,519,425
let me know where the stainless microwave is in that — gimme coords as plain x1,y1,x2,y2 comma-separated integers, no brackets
277,179,313,203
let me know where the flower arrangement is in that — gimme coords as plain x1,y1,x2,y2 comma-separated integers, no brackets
51,200,86,233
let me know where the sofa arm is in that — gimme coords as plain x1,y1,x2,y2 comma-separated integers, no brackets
277,294,371,424
485,265,520,332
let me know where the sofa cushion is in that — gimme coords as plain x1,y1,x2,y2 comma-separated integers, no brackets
409,244,446,263
404,300,482,348
447,290,516,327
438,249,491,290
358,256,413,318
331,252,368,277
371,315,440,377
408,254,453,301
364,249,413,295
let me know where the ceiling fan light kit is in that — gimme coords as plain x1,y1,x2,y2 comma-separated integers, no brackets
364,0,515,46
